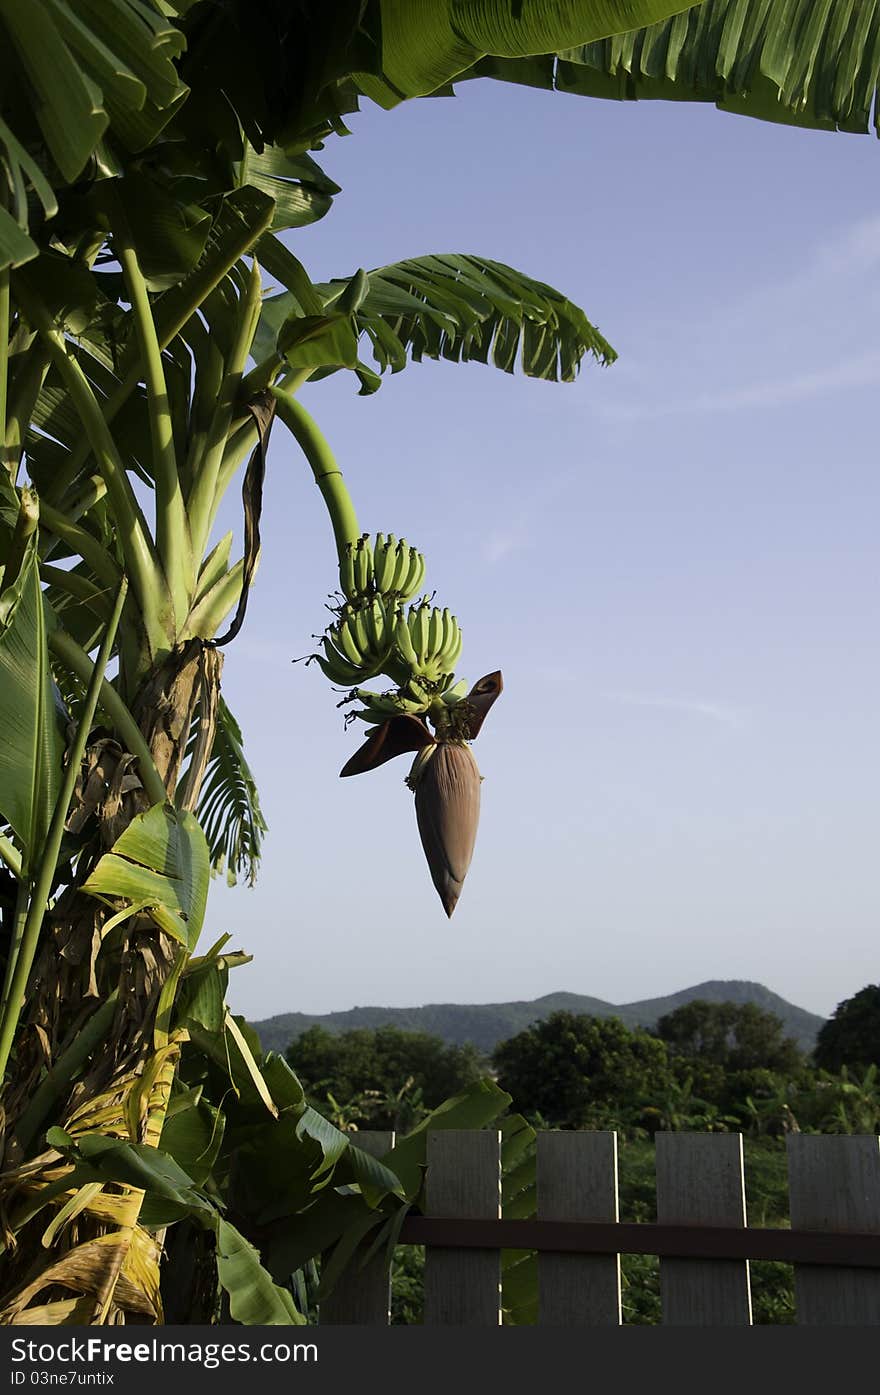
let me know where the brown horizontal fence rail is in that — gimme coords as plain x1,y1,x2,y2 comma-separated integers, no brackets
399,1217,880,1268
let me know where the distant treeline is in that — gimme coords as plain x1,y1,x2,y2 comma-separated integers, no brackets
284,985,880,1138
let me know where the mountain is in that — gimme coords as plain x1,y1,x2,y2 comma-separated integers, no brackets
250,979,824,1058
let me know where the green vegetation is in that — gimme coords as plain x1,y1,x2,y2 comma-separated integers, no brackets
814,984,880,1073
285,1025,485,1132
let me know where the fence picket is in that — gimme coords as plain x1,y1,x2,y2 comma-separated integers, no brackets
319,1130,393,1325
537,1130,621,1325
787,1133,880,1325
423,1130,502,1325
656,1132,752,1325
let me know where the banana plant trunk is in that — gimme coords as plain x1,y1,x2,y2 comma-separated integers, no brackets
0,645,222,1322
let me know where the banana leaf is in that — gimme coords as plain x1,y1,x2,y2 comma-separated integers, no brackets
471,0,880,135
81,801,210,949
0,522,63,864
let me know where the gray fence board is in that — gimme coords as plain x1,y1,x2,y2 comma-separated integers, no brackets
656,1132,752,1325
537,1131,621,1325
788,1133,880,1325
319,1130,393,1325
423,1130,501,1325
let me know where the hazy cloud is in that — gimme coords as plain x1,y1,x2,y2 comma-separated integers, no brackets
604,690,747,727
599,349,880,422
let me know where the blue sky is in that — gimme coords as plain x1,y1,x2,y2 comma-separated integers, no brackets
211,77,879,1025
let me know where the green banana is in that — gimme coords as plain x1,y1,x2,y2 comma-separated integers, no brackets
335,613,365,666
375,534,398,593
354,534,373,593
414,603,430,663
390,539,410,592
316,636,364,686
427,606,443,660
339,543,357,600
438,613,462,670
349,604,372,658
395,612,419,669
400,546,424,600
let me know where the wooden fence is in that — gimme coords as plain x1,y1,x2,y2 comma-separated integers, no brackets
320,1130,880,1326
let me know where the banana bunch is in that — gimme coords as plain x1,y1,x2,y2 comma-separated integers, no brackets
394,602,462,684
339,532,426,602
313,594,397,685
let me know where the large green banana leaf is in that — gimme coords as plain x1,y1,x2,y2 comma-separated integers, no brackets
471,0,880,133
0,514,63,867
351,0,705,103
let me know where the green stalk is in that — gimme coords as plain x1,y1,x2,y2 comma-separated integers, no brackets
0,266,9,478
39,564,114,619
38,503,122,589
39,476,109,569
47,627,167,809
15,288,169,657
270,387,360,559
187,261,263,566
0,581,129,1082
0,835,22,879
181,320,224,498
115,228,191,629
4,339,50,484
61,474,108,526
0,880,31,1041
14,992,119,1152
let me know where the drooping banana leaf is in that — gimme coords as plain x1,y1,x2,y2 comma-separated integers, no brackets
189,696,267,886
470,0,880,134
347,0,709,104
255,252,616,394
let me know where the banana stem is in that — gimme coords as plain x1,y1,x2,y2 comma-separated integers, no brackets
270,387,360,559
39,564,114,618
38,500,123,589
0,266,9,478
0,879,31,1036
187,261,263,566
3,339,49,485
0,580,129,1083
16,286,169,658
115,227,190,628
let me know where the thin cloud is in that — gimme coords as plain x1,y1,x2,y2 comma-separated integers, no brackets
599,349,880,423
482,528,529,565
604,690,747,728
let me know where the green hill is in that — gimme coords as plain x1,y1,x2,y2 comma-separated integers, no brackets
250,979,824,1058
